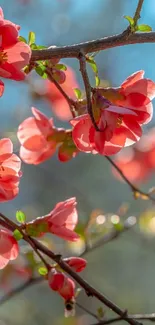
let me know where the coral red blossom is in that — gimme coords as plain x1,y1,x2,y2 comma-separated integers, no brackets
26,198,79,242
0,138,22,202
0,7,31,95
0,229,19,269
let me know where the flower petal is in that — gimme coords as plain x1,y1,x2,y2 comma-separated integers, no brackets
121,71,144,89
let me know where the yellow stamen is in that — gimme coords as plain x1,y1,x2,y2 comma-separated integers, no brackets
117,117,123,127
0,51,8,64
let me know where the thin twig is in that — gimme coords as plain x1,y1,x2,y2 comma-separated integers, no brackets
133,0,144,26
79,51,99,131
123,0,144,38
0,215,141,325
105,156,155,203
45,67,77,118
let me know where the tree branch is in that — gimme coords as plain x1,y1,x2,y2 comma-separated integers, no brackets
31,31,155,62
79,52,99,130
133,0,144,26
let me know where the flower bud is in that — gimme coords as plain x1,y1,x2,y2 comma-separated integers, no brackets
64,257,87,272
48,270,75,300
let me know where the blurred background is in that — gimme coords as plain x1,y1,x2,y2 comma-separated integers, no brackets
1,0,155,324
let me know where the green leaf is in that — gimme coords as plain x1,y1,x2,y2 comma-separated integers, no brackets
95,75,100,87
35,65,47,79
18,36,27,43
38,267,48,276
13,229,23,241
137,24,152,32
36,45,47,49
87,58,98,74
55,64,67,71
30,43,38,50
73,88,82,100
28,31,36,45
124,15,134,26
16,210,26,223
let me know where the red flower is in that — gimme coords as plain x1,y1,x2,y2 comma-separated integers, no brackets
71,96,142,156
0,229,19,269
0,7,31,92
0,138,22,202
48,270,75,300
64,257,87,272
17,107,58,165
26,198,79,242
45,66,79,121
100,71,155,125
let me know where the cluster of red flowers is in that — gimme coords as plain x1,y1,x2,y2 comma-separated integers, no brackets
1,4,155,314
112,127,155,184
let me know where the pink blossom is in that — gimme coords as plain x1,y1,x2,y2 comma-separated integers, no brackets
0,229,19,269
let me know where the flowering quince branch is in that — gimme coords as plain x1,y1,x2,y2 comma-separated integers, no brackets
1,1,155,324
0,213,141,325
0,214,136,325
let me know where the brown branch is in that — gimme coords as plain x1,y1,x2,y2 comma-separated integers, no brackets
133,0,144,26
31,32,155,62
105,156,155,203
0,214,141,325
79,52,99,130
122,0,144,38
45,67,77,118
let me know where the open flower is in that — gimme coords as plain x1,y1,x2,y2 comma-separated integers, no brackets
71,94,142,156
99,70,155,125
17,107,58,165
0,138,22,202
0,229,19,269
45,66,79,121
26,198,79,242
0,7,31,87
